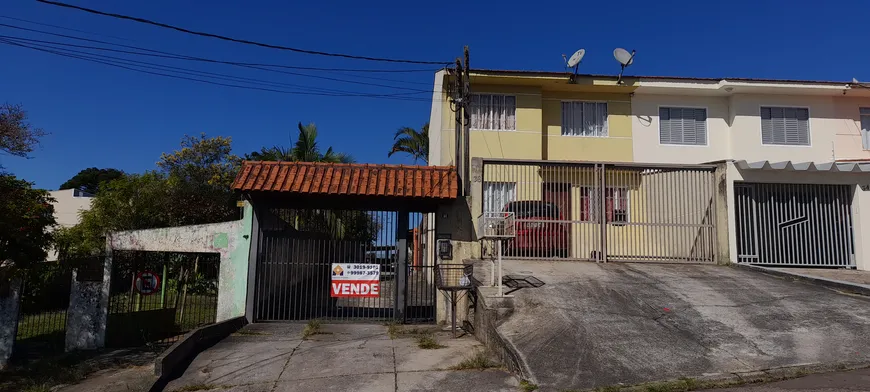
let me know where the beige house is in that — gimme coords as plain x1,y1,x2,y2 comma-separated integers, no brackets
46,188,93,261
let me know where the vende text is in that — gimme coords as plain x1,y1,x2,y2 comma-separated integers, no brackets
331,281,380,298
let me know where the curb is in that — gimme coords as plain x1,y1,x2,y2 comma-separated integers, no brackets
149,316,247,391
734,264,870,296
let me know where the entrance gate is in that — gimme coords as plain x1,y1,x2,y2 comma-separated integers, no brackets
734,183,855,267
481,159,718,262
251,207,435,323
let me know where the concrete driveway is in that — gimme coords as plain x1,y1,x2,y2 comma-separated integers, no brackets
164,323,517,392
486,261,870,390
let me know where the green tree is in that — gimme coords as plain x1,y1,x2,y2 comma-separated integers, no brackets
158,134,241,226
58,167,125,194
1,103,47,169
388,123,428,163
246,122,354,163
0,173,56,267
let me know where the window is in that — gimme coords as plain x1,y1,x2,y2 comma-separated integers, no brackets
483,182,516,212
580,187,629,223
659,107,707,145
761,107,809,146
562,102,608,136
860,108,870,150
471,94,516,131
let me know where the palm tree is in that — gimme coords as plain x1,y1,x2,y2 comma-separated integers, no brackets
245,122,354,163
388,123,428,164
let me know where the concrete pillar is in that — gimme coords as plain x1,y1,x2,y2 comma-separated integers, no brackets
65,247,112,351
0,279,21,369
851,182,870,271
714,162,732,265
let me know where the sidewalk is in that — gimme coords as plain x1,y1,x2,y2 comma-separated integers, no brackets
706,367,870,392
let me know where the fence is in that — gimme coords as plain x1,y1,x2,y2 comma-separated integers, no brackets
106,251,219,347
481,159,717,263
13,260,75,359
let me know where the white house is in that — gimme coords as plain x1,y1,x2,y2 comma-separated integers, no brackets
46,188,93,261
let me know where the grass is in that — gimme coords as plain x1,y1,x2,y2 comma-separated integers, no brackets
232,330,270,336
415,334,446,350
450,350,498,370
385,321,435,340
519,380,539,391
0,351,99,392
302,319,325,339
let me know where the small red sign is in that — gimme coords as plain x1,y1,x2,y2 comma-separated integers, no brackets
135,271,161,295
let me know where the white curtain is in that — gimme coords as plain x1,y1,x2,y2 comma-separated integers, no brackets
484,182,517,212
472,95,516,130
861,108,870,150
562,102,607,136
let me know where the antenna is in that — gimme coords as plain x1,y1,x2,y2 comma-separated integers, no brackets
613,48,636,85
563,49,585,83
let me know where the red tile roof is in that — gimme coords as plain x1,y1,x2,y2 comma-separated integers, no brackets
232,161,458,200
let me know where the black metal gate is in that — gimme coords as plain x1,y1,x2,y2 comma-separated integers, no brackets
252,207,435,322
106,251,219,347
13,261,74,359
735,183,855,267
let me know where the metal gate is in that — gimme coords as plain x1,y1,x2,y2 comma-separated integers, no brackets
481,159,717,262
252,207,436,322
735,183,855,267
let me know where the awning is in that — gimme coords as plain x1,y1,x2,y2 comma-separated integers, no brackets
734,160,870,173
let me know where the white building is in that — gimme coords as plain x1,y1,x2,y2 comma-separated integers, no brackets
46,188,93,261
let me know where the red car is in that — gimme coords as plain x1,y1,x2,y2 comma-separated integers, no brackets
501,201,570,257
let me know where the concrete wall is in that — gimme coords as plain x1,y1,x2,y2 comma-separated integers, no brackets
632,94,730,164
0,279,20,369
725,163,870,271
108,203,253,321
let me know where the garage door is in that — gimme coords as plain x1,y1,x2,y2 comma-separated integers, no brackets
734,183,855,267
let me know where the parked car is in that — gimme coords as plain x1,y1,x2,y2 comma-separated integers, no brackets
500,201,569,257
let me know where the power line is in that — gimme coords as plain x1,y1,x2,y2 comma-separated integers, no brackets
0,14,132,42
0,38,436,102
0,21,441,73
0,31,433,93
35,0,451,65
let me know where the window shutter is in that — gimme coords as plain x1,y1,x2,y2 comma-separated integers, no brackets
693,108,707,145
761,107,809,145
659,107,671,144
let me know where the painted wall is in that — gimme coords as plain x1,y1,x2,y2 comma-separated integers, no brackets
631,94,730,164
543,92,633,162
47,189,93,261
107,202,253,321
832,96,870,161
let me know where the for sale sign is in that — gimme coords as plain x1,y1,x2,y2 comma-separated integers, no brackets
330,263,380,298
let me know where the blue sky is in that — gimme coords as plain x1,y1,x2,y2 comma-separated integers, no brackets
1,0,867,189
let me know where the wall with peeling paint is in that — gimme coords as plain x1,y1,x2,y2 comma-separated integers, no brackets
107,202,253,322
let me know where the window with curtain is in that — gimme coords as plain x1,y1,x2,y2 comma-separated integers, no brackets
760,107,810,146
561,102,608,137
659,107,707,145
483,182,517,212
470,94,516,131
580,187,629,223
860,108,870,150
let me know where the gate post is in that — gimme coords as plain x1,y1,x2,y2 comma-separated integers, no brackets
65,243,112,351
396,210,409,322
0,277,21,369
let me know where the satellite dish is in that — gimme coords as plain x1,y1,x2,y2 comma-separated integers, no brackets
562,48,586,83
853,78,860,84
567,49,585,68
614,48,634,66
613,48,636,84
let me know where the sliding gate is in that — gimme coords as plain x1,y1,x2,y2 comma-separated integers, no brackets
735,183,855,267
251,207,435,322
481,159,717,262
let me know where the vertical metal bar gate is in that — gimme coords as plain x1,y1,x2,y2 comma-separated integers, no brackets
735,183,855,267
252,207,436,322
480,159,717,263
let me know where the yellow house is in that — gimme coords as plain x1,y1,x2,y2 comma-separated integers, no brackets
428,69,717,262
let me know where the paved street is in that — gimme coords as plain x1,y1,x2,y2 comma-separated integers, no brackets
706,367,870,392
163,323,518,392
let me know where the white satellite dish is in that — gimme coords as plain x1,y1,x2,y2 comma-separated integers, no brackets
614,48,634,66
567,49,585,68
613,48,636,84
853,77,860,84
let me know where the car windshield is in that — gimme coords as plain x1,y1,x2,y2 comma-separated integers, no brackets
504,201,560,218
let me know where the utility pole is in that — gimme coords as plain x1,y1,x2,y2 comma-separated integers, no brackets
453,58,464,196
463,46,471,195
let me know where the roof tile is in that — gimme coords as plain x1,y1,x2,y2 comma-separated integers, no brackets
232,161,458,200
